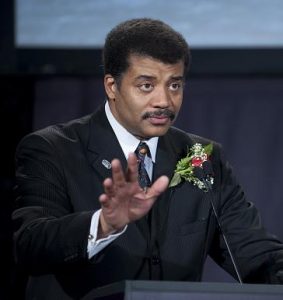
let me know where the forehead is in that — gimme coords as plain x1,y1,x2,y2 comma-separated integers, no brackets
125,55,185,79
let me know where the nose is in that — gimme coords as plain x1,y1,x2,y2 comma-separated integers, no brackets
152,86,171,108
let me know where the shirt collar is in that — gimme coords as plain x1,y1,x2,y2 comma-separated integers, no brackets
105,102,158,162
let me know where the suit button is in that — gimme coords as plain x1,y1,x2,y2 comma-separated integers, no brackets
152,255,160,265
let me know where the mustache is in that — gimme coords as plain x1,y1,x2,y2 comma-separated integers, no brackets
142,109,175,121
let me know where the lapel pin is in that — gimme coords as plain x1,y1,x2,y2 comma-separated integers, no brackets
102,159,112,169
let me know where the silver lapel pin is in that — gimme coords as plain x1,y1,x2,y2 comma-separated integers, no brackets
102,159,112,169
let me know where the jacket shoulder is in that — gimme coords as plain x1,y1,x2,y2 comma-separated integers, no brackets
17,114,93,154
168,126,221,148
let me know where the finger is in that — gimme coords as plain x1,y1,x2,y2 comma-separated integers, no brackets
99,193,109,204
111,159,126,187
99,193,111,208
148,175,169,197
103,178,115,197
126,153,139,182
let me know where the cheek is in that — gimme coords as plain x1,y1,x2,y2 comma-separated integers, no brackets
125,97,146,115
119,101,143,124
173,95,183,111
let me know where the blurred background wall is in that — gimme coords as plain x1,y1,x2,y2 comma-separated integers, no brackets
1,0,283,298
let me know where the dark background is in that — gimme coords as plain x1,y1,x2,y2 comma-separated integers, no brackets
1,0,283,298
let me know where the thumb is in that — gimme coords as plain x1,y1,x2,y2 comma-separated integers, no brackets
149,176,169,196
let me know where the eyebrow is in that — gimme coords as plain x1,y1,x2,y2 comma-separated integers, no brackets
135,75,156,81
170,76,185,81
135,75,184,81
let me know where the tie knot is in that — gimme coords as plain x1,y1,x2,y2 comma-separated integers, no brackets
136,142,151,158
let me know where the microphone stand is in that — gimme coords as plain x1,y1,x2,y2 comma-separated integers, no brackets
195,162,243,284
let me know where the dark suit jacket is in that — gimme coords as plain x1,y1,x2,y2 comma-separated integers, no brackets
13,104,283,299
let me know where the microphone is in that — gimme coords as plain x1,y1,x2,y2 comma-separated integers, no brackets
194,161,243,284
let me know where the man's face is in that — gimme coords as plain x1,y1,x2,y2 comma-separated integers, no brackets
105,55,185,140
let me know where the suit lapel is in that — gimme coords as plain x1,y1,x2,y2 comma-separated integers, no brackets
151,132,185,245
86,105,127,181
153,128,192,181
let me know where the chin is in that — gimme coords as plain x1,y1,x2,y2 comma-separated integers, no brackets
143,127,170,139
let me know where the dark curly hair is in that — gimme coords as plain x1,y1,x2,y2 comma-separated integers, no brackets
103,18,191,82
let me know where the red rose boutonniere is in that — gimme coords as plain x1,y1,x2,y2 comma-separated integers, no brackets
169,143,214,191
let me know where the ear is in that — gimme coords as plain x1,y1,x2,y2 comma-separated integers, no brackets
104,74,117,100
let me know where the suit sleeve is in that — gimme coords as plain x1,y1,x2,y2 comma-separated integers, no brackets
209,143,283,283
13,133,94,274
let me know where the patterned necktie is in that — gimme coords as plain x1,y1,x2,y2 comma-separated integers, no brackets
135,142,152,189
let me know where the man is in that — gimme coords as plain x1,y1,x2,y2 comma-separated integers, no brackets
13,18,283,299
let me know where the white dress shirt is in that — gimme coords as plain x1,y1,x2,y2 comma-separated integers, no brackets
87,102,158,258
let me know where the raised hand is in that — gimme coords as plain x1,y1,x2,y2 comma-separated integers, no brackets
98,153,169,238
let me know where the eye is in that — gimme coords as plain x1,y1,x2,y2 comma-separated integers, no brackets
169,82,182,91
139,83,154,92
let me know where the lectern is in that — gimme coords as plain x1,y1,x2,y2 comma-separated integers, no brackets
82,280,283,300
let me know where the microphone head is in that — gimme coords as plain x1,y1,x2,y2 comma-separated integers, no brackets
193,166,205,180
193,161,214,179
202,160,214,177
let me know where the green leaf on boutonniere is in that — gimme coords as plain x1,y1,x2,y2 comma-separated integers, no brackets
169,172,181,187
204,143,213,156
